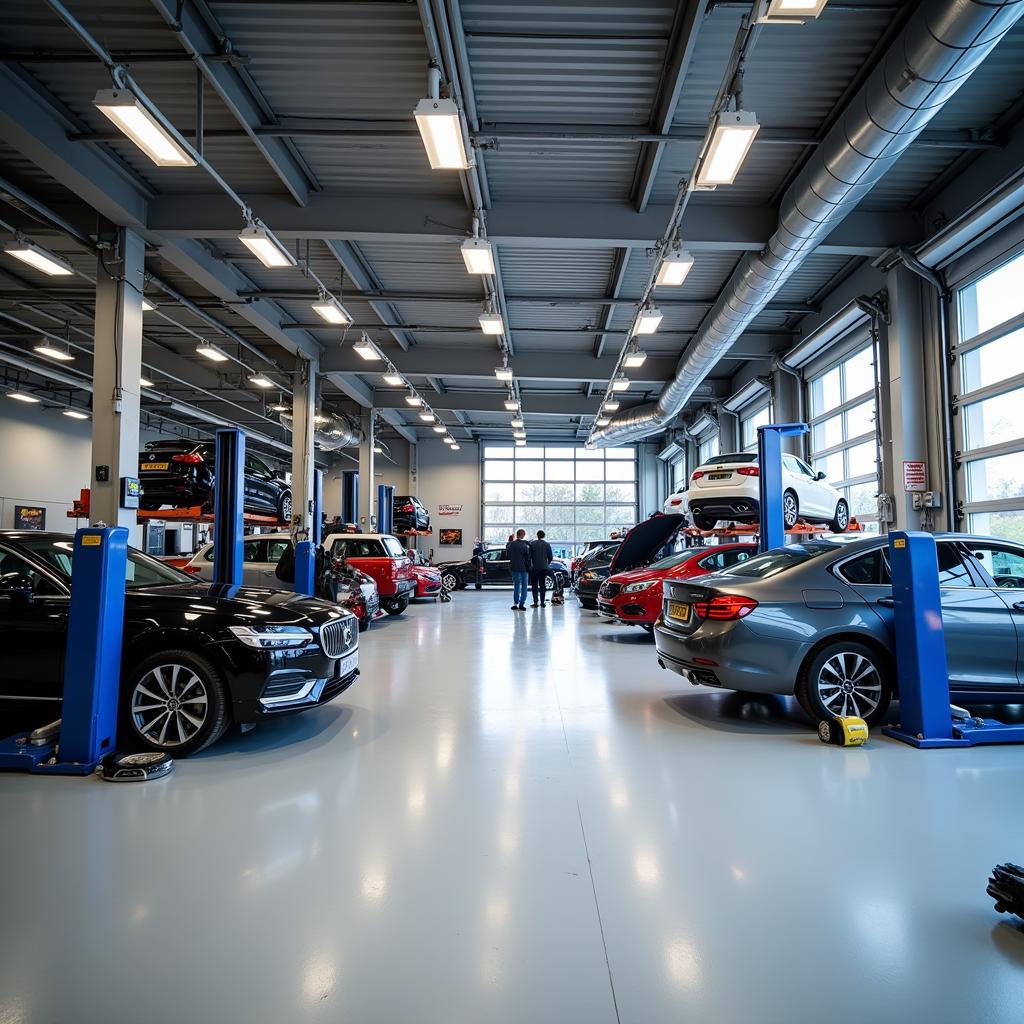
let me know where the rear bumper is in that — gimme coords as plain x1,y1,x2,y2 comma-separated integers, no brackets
689,495,760,521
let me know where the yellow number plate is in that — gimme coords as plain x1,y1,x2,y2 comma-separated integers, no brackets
668,601,690,622
142,462,169,471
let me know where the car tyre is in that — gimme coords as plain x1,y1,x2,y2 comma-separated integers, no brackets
358,616,369,632
691,511,716,531
278,489,292,523
441,571,460,592
123,649,230,756
795,639,892,727
830,499,850,533
384,596,409,615
783,490,799,529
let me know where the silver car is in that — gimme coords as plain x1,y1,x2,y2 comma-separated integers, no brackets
185,533,292,587
654,534,1024,725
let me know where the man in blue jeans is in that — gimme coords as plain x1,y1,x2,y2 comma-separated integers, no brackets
505,528,532,611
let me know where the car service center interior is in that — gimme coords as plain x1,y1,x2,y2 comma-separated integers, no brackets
2,0,1024,1021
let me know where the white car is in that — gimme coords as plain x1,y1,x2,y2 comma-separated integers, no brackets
685,452,849,532
663,490,688,516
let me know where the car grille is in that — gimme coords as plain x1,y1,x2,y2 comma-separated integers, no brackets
599,581,621,598
319,619,357,658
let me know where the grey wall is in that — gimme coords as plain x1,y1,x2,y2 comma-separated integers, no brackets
323,439,412,522
416,438,481,562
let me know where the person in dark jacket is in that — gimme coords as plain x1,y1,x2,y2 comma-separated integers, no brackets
528,530,554,607
506,528,532,610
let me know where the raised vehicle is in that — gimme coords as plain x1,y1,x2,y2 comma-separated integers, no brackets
139,440,291,520
393,495,430,533
323,532,416,615
685,451,848,532
0,531,359,756
654,533,1024,727
598,542,757,631
663,490,689,517
435,547,570,593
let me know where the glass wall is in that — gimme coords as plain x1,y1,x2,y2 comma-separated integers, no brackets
740,402,771,453
697,430,719,467
482,446,637,558
807,344,879,531
955,247,1024,542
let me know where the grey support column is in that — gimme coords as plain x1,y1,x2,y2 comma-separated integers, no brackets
358,409,376,529
771,366,804,457
91,224,144,530
291,357,317,538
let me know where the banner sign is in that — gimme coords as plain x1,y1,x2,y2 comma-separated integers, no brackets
438,504,462,516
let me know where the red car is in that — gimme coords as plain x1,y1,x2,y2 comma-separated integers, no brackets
597,543,758,632
407,550,442,599
323,532,416,615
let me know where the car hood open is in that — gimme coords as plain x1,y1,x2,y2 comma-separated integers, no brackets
609,514,687,574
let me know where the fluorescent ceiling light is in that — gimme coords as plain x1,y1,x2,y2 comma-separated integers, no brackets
623,347,647,368
382,372,404,387
34,344,74,362
142,298,156,311
418,411,435,422
196,343,229,362
656,249,695,287
462,237,495,275
611,375,631,392
451,444,461,450
510,416,524,428
444,437,456,445
312,297,350,325
63,409,89,420
139,377,154,388
4,239,73,277
250,375,275,388
513,430,526,439
270,402,288,412
515,439,526,447
432,424,446,433
405,394,423,407
413,97,469,170
697,110,760,187
8,392,40,403
633,306,663,335
238,224,296,268
93,89,196,167
353,337,381,361
503,399,518,412
603,399,620,411
479,312,504,335
373,444,383,454
494,365,513,382
766,0,829,17
596,417,611,426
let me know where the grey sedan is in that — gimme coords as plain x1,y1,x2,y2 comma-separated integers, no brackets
654,534,1024,725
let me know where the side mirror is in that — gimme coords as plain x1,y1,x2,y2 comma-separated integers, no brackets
0,572,35,604
815,471,827,481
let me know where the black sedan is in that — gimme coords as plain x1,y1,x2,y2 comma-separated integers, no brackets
575,544,619,608
393,495,430,533
435,547,570,592
0,531,358,756
139,440,291,520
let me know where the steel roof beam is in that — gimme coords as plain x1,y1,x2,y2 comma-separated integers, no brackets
594,248,631,358
377,407,419,445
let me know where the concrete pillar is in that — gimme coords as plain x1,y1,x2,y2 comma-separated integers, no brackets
91,224,144,531
290,357,317,537
717,410,739,453
357,409,376,529
771,367,804,457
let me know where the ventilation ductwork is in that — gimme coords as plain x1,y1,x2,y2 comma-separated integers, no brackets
280,409,363,452
593,0,1024,446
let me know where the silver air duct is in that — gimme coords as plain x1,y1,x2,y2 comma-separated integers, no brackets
280,410,363,452
593,0,1024,446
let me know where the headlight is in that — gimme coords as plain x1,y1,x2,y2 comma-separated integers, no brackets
623,580,656,593
228,624,313,649
581,571,597,581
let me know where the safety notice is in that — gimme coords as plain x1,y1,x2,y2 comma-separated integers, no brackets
438,504,462,516
902,461,927,492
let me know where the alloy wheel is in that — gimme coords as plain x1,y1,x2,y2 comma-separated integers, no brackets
783,492,799,528
442,573,458,591
815,651,882,718
130,664,209,748
835,501,849,530
280,493,292,521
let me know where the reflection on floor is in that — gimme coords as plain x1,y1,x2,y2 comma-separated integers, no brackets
2,591,1024,1023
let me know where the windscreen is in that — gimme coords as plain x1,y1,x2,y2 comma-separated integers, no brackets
646,551,693,571
720,546,826,579
382,536,406,557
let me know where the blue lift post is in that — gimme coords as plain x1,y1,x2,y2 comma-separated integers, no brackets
883,530,1024,748
342,470,358,525
0,526,129,774
756,422,810,552
292,467,322,598
385,485,395,535
211,428,244,590
377,483,393,535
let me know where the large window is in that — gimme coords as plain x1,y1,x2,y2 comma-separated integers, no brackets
807,345,879,531
740,402,771,453
955,248,1024,543
482,446,637,557
697,430,719,467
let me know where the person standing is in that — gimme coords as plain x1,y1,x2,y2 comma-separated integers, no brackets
506,528,532,611
528,529,554,607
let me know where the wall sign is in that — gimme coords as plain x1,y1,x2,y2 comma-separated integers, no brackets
438,503,462,516
902,461,927,493
439,528,463,546
13,505,45,530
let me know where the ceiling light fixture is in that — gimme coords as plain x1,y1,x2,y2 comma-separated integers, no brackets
462,236,495,275
611,375,631,392
270,402,288,412
513,430,526,440
93,88,197,167
405,394,423,407
515,439,526,447
418,411,435,422
34,343,74,362
4,237,73,277
503,398,518,412
312,295,351,325
353,335,381,361
623,343,647,368
765,0,829,19
413,97,470,170
656,248,695,287
373,443,383,454
494,365,513,382
451,443,461,450
250,374,275,388
596,416,611,426
697,110,760,187
432,424,446,434
196,343,229,362
382,371,404,387
479,311,504,336
7,392,40,404
142,298,156,311
510,416,524,428
633,305,663,335
63,409,89,420
603,399,620,411
238,223,296,268
139,377,154,388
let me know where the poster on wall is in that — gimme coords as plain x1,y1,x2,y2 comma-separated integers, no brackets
439,528,463,546
438,504,462,516
14,505,45,530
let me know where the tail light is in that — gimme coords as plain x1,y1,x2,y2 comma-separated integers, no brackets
172,452,204,464
690,470,704,481
398,503,414,512
669,498,682,506
737,466,759,477
181,565,202,574
692,594,758,620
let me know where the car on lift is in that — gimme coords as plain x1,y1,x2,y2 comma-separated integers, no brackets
138,440,291,521
0,530,359,756
393,495,430,533
663,489,689,518
323,531,416,615
434,546,570,593
597,542,758,632
406,549,443,599
653,533,1024,727
184,532,381,631
577,514,686,610
685,451,849,532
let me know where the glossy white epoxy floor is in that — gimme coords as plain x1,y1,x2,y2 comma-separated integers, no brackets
3,592,1024,1023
